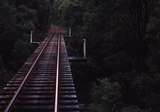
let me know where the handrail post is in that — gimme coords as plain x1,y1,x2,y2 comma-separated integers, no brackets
69,27,72,37
83,38,86,58
30,30,33,43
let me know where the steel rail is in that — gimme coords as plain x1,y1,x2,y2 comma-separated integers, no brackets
54,34,61,112
4,35,53,112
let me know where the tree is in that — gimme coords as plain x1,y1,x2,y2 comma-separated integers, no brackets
57,0,160,111
0,0,50,87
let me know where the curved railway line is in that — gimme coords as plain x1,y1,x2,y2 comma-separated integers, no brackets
0,28,80,112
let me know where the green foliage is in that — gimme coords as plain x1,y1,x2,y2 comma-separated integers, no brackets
146,0,160,72
59,0,160,112
89,78,121,112
120,106,146,112
130,73,160,110
1,0,160,112
0,0,50,88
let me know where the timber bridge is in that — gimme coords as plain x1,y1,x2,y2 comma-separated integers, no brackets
0,27,81,112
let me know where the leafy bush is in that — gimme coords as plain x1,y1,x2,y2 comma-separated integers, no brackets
89,78,121,112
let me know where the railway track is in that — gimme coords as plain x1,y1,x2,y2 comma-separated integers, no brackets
0,28,80,112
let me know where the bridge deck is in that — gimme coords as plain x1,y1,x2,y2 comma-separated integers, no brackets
0,28,80,112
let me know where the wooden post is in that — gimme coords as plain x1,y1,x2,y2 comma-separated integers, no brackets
30,30,33,43
69,27,72,37
83,38,86,58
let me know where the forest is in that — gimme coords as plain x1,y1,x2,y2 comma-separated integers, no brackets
1,0,160,112
0,0,50,87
